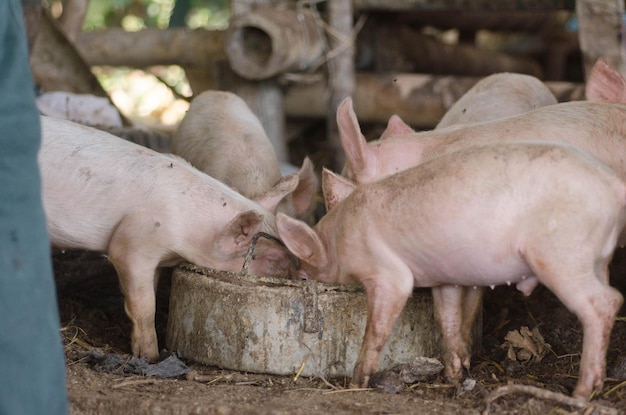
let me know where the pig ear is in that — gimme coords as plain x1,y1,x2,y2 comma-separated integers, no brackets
337,97,371,178
217,210,264,253
255,173,299,213
586,58,626,103
290,157,319,217
276,213,328,269
322,168,356,211
379,114,414,140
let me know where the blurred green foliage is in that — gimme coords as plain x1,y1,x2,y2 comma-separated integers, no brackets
80,0,230,30
42,0,232,124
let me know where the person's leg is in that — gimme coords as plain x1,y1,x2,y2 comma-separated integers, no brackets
0,1,68,414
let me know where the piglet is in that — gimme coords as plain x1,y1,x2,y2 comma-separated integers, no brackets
437,72,558,128
171,90,318,223
39,115,300,362
369,72,560,388
378,72,557,140
278,142,626,400
339,96,626,385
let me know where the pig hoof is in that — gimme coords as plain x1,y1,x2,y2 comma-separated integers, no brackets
369,370,404,394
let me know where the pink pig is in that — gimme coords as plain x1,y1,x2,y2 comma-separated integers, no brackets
362,71,561,389
378,72,557,140
39,115,300,362
338,95,626,388
278,142,626,400
171,90,318,223
436,72,558,128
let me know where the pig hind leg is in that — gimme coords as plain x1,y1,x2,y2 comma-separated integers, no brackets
526,251,622,399
460,286,483,359
432,285,470,381
432,285,483,382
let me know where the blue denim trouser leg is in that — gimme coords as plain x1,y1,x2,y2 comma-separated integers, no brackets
0,1,68,414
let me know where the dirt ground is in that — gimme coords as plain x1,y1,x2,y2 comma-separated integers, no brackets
52,246,626,415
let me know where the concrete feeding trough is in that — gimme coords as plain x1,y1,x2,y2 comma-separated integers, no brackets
166,263,482,378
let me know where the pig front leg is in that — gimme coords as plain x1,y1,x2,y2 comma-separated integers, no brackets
108,218,164,362
352,270,413,388
111,256,161,362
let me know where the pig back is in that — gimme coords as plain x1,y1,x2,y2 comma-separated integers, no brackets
436,73,558,128
397,101,626,181
338,142,626,284
39,116,276,252
172,91,282,200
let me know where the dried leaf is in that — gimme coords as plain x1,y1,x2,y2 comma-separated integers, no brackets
502,326,551,362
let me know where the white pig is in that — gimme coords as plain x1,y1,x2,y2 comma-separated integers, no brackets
334,60,626,394
278,142,626,400
339,73,558,371
377,73,557,140
39,115,300,362
436,72,558,128
171,90,318,223
343,72,558,351
338,97,626,385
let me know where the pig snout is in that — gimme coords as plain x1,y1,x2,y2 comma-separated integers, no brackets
240,232,300,280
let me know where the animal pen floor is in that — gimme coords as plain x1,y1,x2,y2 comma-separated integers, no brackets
56,249,626,415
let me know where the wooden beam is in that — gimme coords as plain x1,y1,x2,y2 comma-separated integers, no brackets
353,0,574,11
382,10,570,32
74,28,226,68
326,0,355,171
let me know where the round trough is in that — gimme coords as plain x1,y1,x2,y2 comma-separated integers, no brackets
166,263,481,378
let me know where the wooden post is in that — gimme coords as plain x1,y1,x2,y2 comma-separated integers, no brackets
30,11,109,98
222,0,288,164
576,0,625,79
326,0,355,172
75,29,226,67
